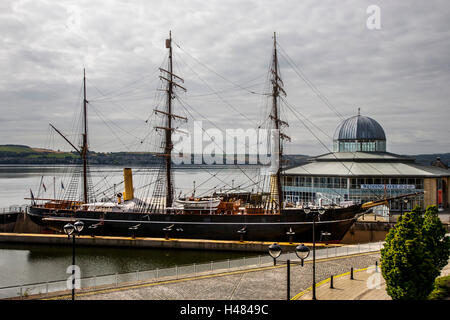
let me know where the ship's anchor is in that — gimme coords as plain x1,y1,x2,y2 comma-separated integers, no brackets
129,224,141,239
320,231,331,245
237,226,247,242
88,222,103,237
286,227,295,244
163,224,174,240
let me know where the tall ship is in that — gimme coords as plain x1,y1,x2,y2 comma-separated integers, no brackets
26,32,414,243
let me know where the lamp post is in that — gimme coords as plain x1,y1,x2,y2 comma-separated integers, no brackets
402,198,408,217
63,220,84,301
268,243,310,300
303,206,326,300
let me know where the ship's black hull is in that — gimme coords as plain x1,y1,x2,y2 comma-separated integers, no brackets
0,212,20,225
27,205,362,243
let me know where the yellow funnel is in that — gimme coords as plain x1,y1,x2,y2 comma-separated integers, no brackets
123,168,134,201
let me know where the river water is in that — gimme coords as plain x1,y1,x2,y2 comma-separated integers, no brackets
0,164,263,288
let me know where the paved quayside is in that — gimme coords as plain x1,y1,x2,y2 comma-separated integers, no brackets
46,251,382,300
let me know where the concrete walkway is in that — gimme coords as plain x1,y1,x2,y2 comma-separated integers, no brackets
45,252,381,300
296,260,450,300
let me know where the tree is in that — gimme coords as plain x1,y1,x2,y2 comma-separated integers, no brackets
422,205,450,271
380,205,446,300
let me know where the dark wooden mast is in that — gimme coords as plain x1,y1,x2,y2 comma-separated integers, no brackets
165,32,174,207
82,69,88,203
157,32,187,209
271,32,289,210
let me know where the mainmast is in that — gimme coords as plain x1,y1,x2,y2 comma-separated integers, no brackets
269,32,289,210
156,32,187,209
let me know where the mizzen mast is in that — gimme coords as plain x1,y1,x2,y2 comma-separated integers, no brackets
81,68,88,203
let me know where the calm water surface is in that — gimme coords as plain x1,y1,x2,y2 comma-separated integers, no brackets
0,165,262,287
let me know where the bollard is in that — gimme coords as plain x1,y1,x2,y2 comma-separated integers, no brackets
375,261,378,272
287,259,291,300
330,275,334,289
350,267,354,280
115,273,118,287
194,263,196,275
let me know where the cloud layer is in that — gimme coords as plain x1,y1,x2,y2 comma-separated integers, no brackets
1,0,449,156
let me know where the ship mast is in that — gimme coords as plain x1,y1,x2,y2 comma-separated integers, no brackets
157,32,187,209
82,68,88,203
270,32,289,211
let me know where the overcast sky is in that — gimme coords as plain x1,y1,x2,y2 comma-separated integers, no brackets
1,0,449,156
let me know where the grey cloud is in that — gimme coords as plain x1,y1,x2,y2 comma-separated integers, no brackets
0,0,449,155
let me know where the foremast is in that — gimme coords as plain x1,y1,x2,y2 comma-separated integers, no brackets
269,32,289,211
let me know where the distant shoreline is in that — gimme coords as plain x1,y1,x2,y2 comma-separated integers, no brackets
0,144,448,167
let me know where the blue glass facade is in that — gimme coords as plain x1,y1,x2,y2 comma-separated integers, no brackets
282,176,424,211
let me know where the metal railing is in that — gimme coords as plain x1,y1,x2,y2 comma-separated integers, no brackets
0,241,384,299
0,205,28,214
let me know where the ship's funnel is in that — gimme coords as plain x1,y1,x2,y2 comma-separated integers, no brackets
123,168,134,201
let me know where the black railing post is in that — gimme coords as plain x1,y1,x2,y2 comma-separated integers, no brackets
312,214,316,300
287,259,290,300
72,234,75,301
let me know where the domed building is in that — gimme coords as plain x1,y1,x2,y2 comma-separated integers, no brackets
333,111,386,152
282,111,450,218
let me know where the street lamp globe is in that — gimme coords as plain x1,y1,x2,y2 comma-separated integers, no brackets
74,220,85,233
295,243,310,260
63,223,75,236
268,243,282,259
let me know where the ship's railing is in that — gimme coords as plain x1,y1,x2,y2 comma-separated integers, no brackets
0,205,28,214
0,241,384,300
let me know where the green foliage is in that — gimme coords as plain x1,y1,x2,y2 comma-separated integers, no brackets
381,205,450,300
0,144,34,153
428,275,450,300
422,205,450,271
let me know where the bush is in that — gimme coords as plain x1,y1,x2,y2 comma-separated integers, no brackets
428,275,450,300
381,205,450,300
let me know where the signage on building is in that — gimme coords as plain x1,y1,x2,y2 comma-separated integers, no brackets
361,184,416,190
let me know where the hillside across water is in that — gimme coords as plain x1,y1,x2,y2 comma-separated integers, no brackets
0,144,448,167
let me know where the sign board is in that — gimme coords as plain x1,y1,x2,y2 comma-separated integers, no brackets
361,184,416,190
